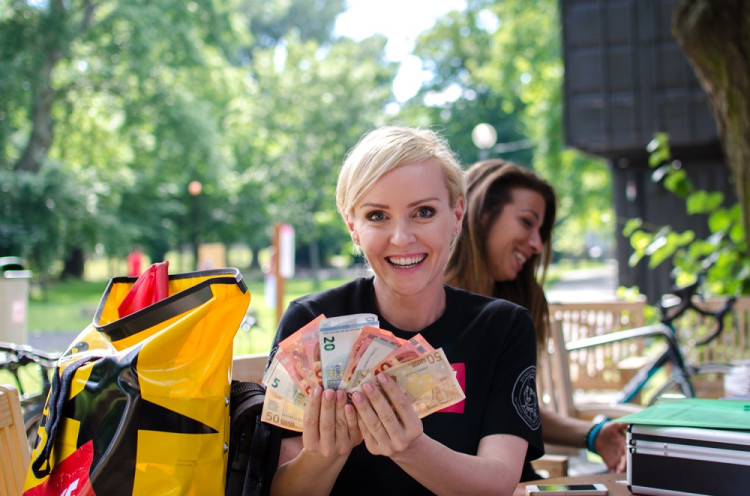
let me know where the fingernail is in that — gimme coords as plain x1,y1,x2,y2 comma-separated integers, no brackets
352,392,363,404
314,385,323,398
377,373,388,384
363,383,375,394
324,388,335,400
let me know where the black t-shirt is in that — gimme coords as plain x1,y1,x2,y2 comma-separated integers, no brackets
269,277,544,495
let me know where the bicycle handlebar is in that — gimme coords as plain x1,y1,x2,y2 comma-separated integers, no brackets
658,275,737,347
0,341,60,366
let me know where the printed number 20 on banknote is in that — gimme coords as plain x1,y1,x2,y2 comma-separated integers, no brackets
319,313,378,390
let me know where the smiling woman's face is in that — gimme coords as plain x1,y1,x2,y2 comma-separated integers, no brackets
347,159,464,299
485,187,547,282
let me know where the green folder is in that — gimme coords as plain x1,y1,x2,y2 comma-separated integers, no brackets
615,398,750,430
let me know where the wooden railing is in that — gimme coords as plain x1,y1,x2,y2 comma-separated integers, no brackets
546,296,750,403
549,299,648,395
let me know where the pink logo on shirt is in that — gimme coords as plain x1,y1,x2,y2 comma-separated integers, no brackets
438,362,465,413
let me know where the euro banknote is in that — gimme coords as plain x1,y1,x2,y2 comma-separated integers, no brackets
318,313,378,389
261,314,463,432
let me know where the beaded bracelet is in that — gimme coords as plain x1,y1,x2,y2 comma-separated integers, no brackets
584,420,606,454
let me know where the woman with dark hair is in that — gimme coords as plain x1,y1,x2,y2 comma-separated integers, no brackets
446,159,627,481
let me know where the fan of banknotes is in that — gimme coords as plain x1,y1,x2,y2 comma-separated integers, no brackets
261,313,465,431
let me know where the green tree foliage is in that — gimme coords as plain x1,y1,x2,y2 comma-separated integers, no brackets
624,133,749,295
0,162,91,286
235,33,397,273
237,0,344,50
400,0,613,259
0,0,394,279
0,0,251,272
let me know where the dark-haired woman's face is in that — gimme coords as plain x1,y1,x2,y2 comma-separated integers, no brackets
485,187,546,282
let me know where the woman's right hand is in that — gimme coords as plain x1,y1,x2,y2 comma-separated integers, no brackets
302,385,363,458
272,387,363,496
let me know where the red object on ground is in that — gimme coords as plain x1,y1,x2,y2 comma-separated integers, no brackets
127,247,145,277
118,261,170,318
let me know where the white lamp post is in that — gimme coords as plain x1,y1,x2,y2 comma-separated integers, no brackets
471,123,497,160
188,180,202,270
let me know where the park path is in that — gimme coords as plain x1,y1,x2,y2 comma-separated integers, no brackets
546,261,618,303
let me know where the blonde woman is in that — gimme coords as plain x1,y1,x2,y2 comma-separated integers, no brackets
269,128,543,495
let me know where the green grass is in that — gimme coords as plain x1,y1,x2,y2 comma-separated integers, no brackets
27,275,349,355
29,279,106,332
234,277,349,354
24,259,610,355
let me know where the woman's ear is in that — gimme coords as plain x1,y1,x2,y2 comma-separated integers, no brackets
346,216,359,245
454,195,466,235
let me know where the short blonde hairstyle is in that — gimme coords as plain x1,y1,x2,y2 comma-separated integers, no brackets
335,127,465,222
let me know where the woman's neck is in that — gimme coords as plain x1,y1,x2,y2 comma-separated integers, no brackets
372,279,446,332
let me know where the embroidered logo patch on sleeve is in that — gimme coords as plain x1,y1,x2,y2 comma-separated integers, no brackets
511,365,540,430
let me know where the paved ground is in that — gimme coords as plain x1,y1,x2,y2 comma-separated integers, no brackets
27,330,82,353
546,261,618,303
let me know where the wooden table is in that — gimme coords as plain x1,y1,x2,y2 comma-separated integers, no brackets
515,472,632,496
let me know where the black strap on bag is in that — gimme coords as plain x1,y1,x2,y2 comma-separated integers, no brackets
31,356,97,478
226,381,281,496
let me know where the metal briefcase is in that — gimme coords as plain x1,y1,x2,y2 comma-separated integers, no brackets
627,424,750,496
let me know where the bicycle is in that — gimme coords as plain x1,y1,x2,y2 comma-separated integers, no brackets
0,341,59,448
564,276,737,406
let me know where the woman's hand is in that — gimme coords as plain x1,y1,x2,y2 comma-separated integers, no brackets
595,421,627,472
351,372,424,457
302,385,362,458
272,387,362,496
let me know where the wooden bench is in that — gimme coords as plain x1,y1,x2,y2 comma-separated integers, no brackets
1,384,30,496
232,352,269,383
537,319,643,469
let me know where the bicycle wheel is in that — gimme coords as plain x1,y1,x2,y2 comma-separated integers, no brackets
647,374,695,405
24,402,45,450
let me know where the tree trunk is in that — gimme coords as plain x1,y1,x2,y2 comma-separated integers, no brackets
13,0,99,173
672,0,750,253
308,238,321,291
14,46,63,173
250,246,261,271
61,246,85,279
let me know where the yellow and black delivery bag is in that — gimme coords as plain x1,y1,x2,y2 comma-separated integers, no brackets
24,267,251,496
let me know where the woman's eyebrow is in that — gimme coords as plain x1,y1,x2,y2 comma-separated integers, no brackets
518,207,541,220
358,202,388,210
359,197,441,210
408,197,440,207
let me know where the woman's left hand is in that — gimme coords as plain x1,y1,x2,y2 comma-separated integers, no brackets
350,372,423,457
595,421,628,472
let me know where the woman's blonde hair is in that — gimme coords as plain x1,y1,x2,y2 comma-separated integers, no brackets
445,159,557,352
336,127,465,222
